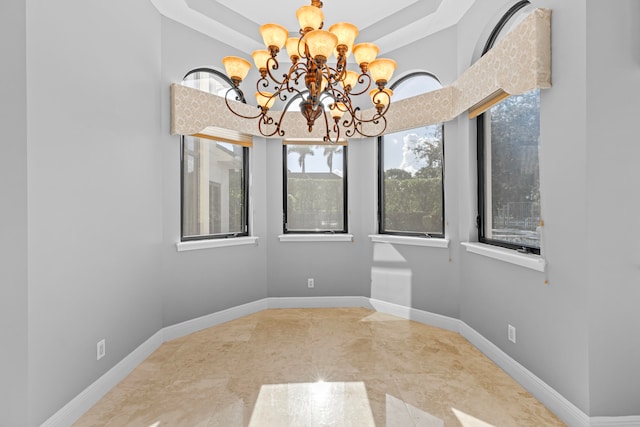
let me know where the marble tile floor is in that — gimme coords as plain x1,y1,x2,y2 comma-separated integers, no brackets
74,308,566,427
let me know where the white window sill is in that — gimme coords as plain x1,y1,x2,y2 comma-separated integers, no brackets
278,234,354,242
176,236,259,252
369,234,450,248
461,242,546,272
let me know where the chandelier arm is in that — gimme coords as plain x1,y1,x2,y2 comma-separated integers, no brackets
224,88,264,120
256,78,277,97
340,105,361,129
346,73,373,96
344,121,358,138
304,60,320,102
351,113,384,125
257,75,273,91
324,64,343,94
332,117,342,144
273,106,291,137
286,86,305,103
320,109,338,144
351,115,388,138
316,63,331,101
359,105,392,123
267,85,290,103
257,114,285,138
328,84,349,105
285,63,308,93
371,88,392,110
292,66,307,86
263,56,288,86
333,55,347,81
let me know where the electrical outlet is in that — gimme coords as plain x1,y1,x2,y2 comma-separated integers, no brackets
508,325,516,343
97,339,106,360
307,278,314,288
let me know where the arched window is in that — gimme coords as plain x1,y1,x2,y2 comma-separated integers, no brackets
378,72,445,237
180,68,250,241
476,1,541,254
181,67,244,101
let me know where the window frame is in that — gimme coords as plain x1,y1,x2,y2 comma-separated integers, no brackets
377,71,446,239
476,0,541,255
179,68,250,242
282,142,349,234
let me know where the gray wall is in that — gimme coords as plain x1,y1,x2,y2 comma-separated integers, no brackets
0,0,28,425
372,25,462,319
25,0,164,424
159,17,268,327
450,0,640,417
457,0,592,414
265,138,372,299
586,0,640,416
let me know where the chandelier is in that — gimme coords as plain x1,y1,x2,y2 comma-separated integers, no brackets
221,0,397,143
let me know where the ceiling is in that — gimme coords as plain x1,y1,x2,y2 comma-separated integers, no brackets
150,0,478,55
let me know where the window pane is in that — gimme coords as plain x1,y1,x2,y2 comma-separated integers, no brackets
391,75,442,102
182,137,247,239
381,125,443,235
379,72,444,236
285,144,346,232
181,70,231,97
484,89,540,248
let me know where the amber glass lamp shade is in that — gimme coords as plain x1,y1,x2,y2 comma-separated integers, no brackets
260,24,288,50
329,22,358,57
370,88,393,107
353,43,379,66
330,102,347,119
251,50,270,70
296,5,324,31
368,58,397,84
285,37,306,60
222,56,251,82
341,70,360,91
304,30,338,60
255,91,276,109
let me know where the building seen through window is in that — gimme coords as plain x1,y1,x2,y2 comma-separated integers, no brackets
284,142,347,233
180,68,249,241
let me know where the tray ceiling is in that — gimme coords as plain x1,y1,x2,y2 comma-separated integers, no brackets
150,0,478,54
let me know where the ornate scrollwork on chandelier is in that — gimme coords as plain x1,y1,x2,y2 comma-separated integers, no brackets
221,0,397,143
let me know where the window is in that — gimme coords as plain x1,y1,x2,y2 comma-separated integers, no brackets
378,72,444,237
180,69,249,241
477,1,541,254
181,67,244,101
283,142,348,233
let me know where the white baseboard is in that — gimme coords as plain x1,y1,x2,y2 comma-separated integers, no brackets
265,295,370,309
163,298,268,342
40,330,164,427
41,296,639,427
590,417,640,427
368,298,462,333
459,324,590,427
